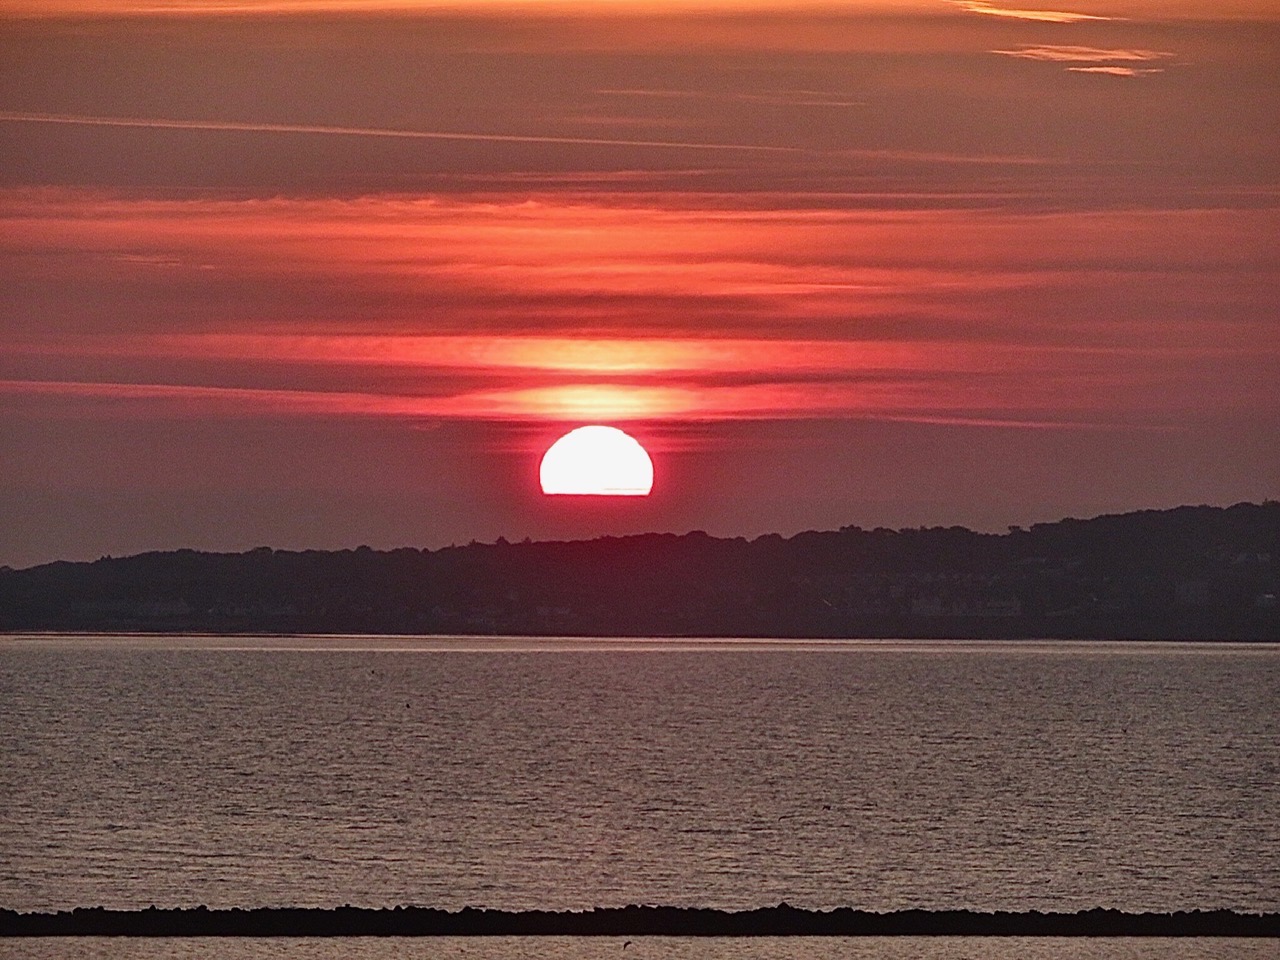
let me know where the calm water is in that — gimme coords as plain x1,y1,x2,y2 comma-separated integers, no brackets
1,635,1277,922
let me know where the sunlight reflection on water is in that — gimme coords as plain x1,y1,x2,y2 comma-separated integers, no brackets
1,637,1277,916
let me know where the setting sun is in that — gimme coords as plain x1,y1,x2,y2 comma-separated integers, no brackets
539,425,654,496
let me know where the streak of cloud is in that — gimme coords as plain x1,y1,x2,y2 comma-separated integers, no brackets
990,45,1173,63
949,1,1113,22
13,332,1113,378
597,88,867,109
3,189,1274,436
0,111,802,156
0,376,1159,428
1066,66,1165,76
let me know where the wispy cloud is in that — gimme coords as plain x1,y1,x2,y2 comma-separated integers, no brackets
991,45,1173,63
0,375,1153,428
838,148,1054,166
17,332,1080,378
597,88,866,109
0,111,801,156
991,44,1175,76
949,1,1114,22
1066,66,1166,76
3,189,1274,430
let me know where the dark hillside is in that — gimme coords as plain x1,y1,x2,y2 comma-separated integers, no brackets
2,502,1276,639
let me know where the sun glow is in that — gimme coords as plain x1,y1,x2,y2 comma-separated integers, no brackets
539,425,654,496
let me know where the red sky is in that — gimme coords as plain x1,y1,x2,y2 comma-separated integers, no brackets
1,0,1277,566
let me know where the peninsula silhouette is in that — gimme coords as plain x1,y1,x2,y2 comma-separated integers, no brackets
1,503,1276,640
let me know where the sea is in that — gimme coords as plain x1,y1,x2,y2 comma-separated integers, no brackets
1,635,1277,959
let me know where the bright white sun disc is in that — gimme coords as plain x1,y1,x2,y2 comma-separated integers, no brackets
540,425,653,496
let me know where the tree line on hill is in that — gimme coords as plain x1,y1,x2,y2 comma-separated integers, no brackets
1,502,1277,639
3,904,1274,937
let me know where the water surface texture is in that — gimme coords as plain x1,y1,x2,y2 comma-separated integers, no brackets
1,637,1276,913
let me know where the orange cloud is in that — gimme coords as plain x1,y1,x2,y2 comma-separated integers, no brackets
0,0,943,14
0,373,1179,427
4,0,1274,20
990,44,1175,76
991,44,1173,62
0,189,1053,337
3,189,1275,431
1066,66,1164,76
30,333,1058,377
950,1,1112,22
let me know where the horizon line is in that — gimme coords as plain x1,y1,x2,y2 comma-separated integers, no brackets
5,499,1273,570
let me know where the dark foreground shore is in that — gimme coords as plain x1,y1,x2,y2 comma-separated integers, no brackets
3,906,1276,937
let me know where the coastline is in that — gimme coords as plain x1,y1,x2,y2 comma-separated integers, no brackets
4,906,1277,938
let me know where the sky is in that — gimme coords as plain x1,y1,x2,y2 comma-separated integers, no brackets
1,0,1277,567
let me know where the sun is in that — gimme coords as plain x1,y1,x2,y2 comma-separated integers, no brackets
540,425,654,496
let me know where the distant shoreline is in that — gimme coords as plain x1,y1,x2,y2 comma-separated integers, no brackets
3,632,1278,645
3,906,1277,937
3,503,1276,641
